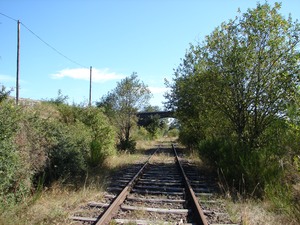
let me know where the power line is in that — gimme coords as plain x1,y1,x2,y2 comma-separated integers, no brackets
0,12,88,68
0,12,18,22
20,22,88,68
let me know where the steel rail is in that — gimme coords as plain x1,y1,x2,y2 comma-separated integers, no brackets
94,146,160,225
172,144,209,225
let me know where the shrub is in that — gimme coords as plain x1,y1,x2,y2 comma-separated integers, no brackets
167,128,179,138
0,100,30,207
40,117,91,182
201,126,290,196
197,138,285,196
1,100,117,205
134,127,152,141
0,84,12,103
16,106,50,183
117,138,136,153
179,123,203,150
76,107,116,164
38,103,116,168
89,140,106,167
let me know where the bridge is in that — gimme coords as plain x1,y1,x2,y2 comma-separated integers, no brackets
136,111,174,126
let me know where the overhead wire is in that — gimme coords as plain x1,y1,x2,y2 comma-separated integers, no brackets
0,12,88,68
0,12,18,22
20,22,88,68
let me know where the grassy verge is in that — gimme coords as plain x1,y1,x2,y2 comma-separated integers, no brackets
0,184,104,225
225,199,294,225
2,139,294,224
181,146,297,225
0,141,153,225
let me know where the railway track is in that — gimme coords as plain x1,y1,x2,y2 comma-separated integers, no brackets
70,143,238,225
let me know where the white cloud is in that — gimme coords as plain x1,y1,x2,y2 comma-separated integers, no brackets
51,68,125,82
148,86,170,94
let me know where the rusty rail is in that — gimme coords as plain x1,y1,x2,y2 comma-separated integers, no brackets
95,144,209,225
94,146,160,225
172,144,209,225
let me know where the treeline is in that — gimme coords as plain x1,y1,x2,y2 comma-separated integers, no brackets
166,2,300,218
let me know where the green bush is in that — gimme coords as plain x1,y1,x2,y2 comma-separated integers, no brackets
89,140,106,167
117,138,136,153
197,138,285,196
179,123,204,149
0,99,117,206
167,128,179,138
76,107,116,163
40,103,116,168
0,84,12,103
33,110,91,182
134,127,152,141
0,101,30,207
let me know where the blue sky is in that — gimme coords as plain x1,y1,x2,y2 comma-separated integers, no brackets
1,0,299,108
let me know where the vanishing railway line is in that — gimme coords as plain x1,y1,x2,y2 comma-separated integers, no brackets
70,143,238,225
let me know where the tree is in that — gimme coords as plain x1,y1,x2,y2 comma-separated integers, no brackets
0,84,12,103
167,2,300,148
165,51,230,147
97,73,151,151
205,2,300,147
166,2,300,195
48,89,69,105
142,106,162,138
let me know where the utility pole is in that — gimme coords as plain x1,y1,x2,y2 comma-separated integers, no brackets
89,66,92,106
16,20,20,105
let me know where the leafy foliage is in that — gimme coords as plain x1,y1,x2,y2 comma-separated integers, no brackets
98,73,151,151
166,1,300,202
0,100,27,206
0,84,12,103
76,106,116,165
47,89,69,105
0,92,116,208
41,120,91,182
143,106,162,138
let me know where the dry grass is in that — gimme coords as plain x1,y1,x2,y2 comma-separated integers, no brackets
103,149,150,171
0,143,157,225
179,147,296,224
4,139,292,225
136,139,158,151
0,165,128,224
150,152,175,164
181,148,203,166
135,136,177,151
0,183,105,225
225,198,294,225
